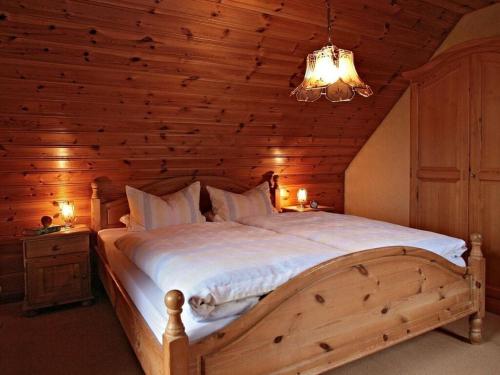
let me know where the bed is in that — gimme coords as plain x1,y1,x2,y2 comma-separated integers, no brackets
90,175,485,375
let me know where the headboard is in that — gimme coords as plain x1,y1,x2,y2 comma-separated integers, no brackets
90,174,280,231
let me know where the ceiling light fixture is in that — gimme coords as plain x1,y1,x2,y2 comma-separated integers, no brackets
291,0,373,102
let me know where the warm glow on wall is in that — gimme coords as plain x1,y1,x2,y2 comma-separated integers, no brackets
280,188,290,204
59,200,76,228
297,188,308,208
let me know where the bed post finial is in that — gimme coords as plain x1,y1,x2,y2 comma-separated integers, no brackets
273,174,279,188
272,174,281,212
91,181,99,199
470,233,483,258
90,180,101,232
163,290,189,375
165,290,186,338
468,233,485,345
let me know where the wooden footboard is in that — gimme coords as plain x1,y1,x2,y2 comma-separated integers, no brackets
161,236,485,375
95,233,485,375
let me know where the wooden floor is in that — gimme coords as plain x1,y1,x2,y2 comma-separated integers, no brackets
1,288,499,375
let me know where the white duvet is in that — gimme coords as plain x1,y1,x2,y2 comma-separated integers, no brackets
238,212,467,266
115,222,346,322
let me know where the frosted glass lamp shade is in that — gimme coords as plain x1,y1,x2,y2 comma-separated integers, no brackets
297,188,308,206
59,201,75,228
291,46,372,103
303,46,340,89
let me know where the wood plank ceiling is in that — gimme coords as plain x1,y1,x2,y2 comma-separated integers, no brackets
0,0,495,237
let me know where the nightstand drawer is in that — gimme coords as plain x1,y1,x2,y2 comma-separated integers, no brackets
24,235,88,259
25,253,91,307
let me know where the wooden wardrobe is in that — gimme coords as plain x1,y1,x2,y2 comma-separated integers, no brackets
404,38,500,314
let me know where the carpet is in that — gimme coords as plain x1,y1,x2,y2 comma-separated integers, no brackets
1,289,499,375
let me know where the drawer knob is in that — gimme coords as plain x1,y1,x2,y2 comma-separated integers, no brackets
52,245,60,251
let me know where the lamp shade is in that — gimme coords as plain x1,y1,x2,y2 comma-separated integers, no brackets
292,46,372,103
338,49,373,97
297,188,308,204
303,46,340,89
59,201,75,228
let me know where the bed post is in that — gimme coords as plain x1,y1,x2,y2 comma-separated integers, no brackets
90,181,101,232
468,233,485,344
163,290,189,375
272,174,281,212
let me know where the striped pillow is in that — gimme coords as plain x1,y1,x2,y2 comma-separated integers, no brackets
207,182,275,221
126,182,205,231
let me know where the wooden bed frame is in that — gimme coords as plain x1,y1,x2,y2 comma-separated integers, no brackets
90,175,485,375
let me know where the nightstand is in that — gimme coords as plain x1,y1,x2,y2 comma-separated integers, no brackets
22,225,93,313
281,205,337,213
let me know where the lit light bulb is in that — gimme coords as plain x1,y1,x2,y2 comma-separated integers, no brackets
297,188,308,208
59,201,75,228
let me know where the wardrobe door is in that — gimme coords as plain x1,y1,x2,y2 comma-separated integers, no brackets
470,52,500,313
410,58,470,239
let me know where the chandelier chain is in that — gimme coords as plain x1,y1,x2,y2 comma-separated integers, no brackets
326,0,332,45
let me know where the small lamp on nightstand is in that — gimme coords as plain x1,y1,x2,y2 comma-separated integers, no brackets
297,188,308,209
58,200,76,228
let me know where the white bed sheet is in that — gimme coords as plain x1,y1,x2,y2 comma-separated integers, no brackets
114,223,347,322
238,212,467,267
98,228,239,343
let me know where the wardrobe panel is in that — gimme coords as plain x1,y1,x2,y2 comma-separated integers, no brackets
479,59,500,170
418,66,468,169
411,58,470,240
478,182,500,299
470,53,500,312
417,180,465,237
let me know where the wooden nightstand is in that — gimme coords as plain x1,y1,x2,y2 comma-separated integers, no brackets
22,225,93,313
281,205,337,213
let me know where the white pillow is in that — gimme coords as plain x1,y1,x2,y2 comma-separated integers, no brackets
125,182,205,231
206,182,275,221
119,214,130,227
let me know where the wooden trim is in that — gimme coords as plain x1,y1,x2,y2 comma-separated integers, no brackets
402,37,500,80
96,236,484,375
409,81,419,228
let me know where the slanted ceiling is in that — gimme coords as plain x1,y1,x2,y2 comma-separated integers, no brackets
0,0,494,236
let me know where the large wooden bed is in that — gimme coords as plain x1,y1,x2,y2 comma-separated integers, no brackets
90,175,485,375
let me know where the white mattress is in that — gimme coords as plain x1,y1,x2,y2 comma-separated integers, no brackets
98,228,239,343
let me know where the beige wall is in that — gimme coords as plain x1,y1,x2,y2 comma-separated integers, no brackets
345,4,500,226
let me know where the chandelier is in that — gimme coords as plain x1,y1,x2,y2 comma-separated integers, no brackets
291,0,373,102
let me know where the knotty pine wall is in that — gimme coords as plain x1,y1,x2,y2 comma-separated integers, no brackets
0,1,361,237
0,0,474,237
0,0,477,300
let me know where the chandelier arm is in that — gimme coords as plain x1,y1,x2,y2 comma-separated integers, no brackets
325,0,332,45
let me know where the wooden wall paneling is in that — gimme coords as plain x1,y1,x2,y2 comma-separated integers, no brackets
0,0,492,300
